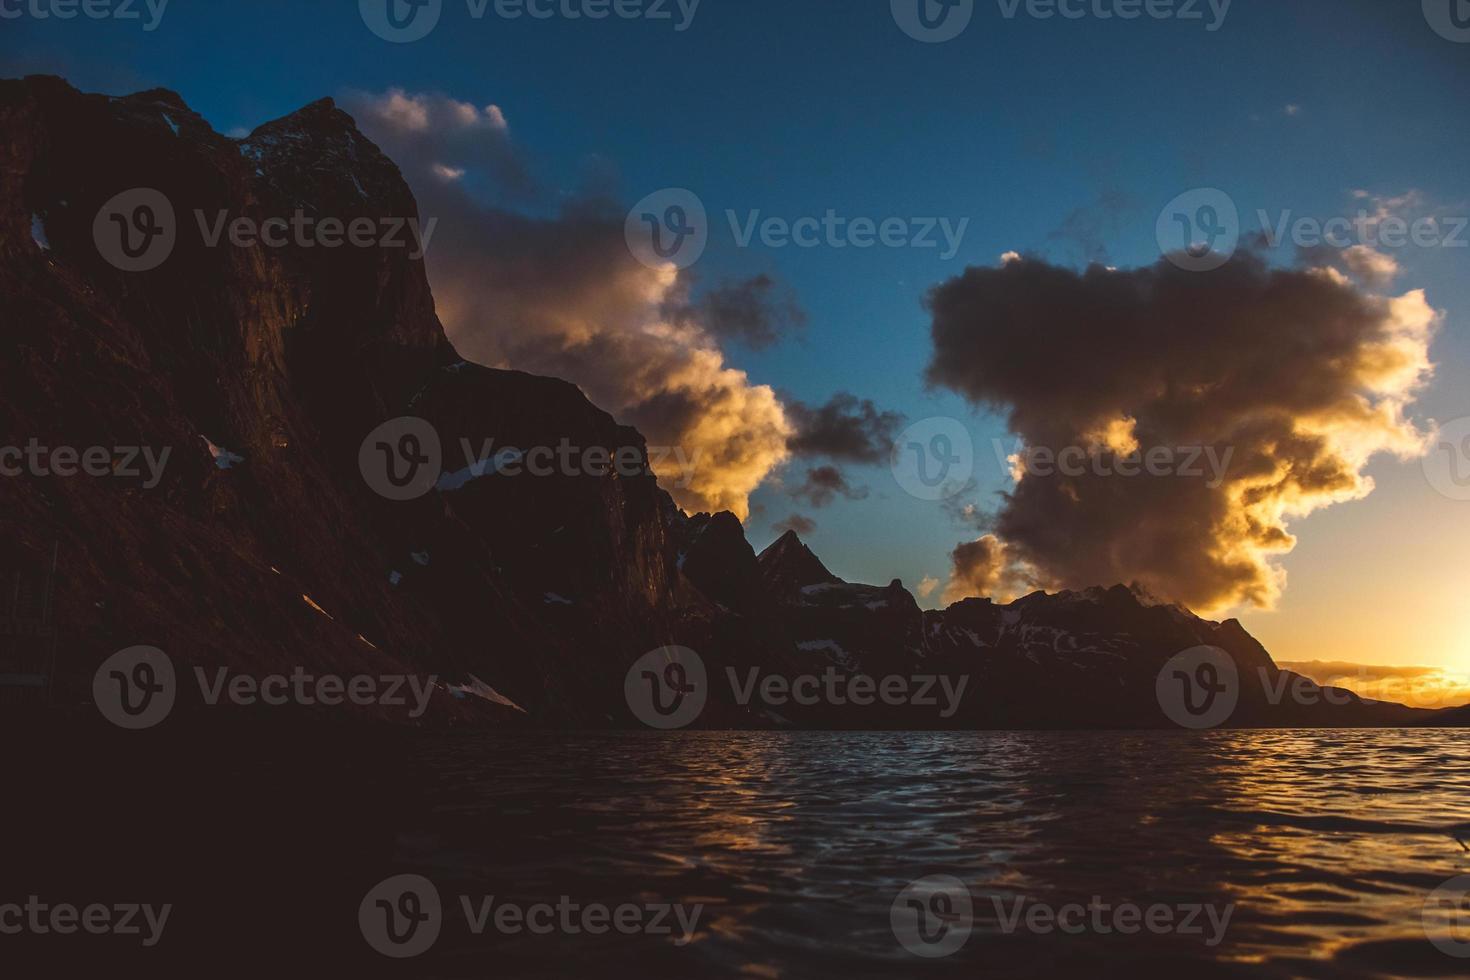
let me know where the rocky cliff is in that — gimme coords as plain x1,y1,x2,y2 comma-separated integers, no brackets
1,76,1455,731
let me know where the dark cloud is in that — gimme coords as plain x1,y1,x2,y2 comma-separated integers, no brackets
790,465,869,508
667,274,807,351
943,535,1039,605
787,393,905,463
772,514,817,536
925,252,1435,613
345,89,793,519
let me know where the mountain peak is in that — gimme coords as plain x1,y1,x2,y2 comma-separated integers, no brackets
758,531,841,598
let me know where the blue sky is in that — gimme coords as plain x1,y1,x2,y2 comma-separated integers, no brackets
5,0,1468,667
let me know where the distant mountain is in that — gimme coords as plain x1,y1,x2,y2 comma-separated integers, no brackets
758,529,841,598
2,76,1458,731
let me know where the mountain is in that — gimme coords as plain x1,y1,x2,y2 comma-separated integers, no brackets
1,76,1459,731
758,529,841,598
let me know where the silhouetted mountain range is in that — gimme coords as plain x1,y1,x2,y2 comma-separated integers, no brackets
2,76,1461,730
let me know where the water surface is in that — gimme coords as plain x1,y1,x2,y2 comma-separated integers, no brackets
394,730,1470,978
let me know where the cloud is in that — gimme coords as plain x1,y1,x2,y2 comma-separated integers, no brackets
924,252,1437,614
347,88,534,202
1278,661,1470,710
915,576,940,599
789,465,869,508
1295,242,1400,289
942,535,1040,605
772,514,817,536
346,88,793,519
1340,245,1400,287
786,393,906,463
667,274,807,351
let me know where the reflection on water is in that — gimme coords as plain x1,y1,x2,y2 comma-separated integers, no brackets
397,730,1470,978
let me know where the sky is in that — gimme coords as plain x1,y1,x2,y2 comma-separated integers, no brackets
4,0,1468,688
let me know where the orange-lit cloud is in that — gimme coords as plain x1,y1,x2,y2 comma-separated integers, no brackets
1279,661,1470,710
347,89,792,519
927,251,1438,614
